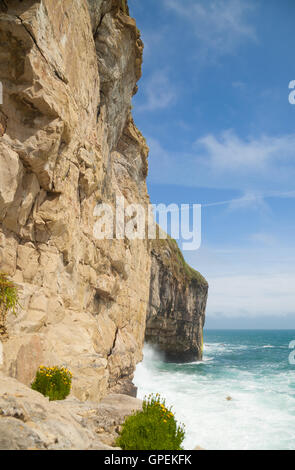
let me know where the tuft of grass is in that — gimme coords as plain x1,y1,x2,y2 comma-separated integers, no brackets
115,394,185,450
0,272,20,338
121,0,129,15
31,366,72,401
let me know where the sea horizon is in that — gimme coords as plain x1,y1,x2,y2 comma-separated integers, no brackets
204,328,295,331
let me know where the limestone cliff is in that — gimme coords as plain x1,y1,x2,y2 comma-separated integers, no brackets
0,0,207,410
146,238,208,362
0,0,150,401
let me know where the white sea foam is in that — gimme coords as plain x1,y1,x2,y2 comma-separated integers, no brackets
134,343,295,450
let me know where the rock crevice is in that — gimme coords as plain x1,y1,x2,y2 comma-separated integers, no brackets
0,0,207,409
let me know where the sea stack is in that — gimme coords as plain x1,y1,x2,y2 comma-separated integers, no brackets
146,238,208,362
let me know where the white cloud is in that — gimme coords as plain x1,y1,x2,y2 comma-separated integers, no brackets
185,243,295,320
226,191,271,214
196,130,295,173
200,191,271,214
147,131,295,193
137,70,176,112
164,0,257,57
206,273,295,318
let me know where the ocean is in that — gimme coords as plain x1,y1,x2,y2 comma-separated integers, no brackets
133,330,295,450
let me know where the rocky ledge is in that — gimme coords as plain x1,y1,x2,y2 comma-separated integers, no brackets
0,373,142,450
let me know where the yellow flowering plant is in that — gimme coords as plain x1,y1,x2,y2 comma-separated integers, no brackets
31,366,72,401
115,393,185,450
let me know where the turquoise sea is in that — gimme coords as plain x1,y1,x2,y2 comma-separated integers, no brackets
134,330,295,450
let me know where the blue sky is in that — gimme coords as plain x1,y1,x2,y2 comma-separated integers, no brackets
129,0,295,329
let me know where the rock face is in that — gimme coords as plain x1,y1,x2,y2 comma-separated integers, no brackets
0,0,150,400
0,373,142,450
146,238,208,362
0,0,208,418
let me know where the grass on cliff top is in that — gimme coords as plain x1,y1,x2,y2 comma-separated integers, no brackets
151,232,208,286
120,0,130,15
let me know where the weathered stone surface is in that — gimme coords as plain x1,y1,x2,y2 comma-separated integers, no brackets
0,143,23,218
0,418,47,450
146,238,208,362
0,0,207,450
0,374,141,450
0,0,151,400
0,229,18,275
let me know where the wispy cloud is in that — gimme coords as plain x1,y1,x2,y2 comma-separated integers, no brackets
248,232,277,246
196,130,295,173
203,192,268,211
203,190,295,208
195,192,270,215
232,81,247,90
137,70,176,112
148,130,295,193
164,0,257,57
226,191,271,214
186,243,295,320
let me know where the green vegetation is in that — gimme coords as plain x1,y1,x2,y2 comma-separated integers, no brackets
31,366,72,401
115,394,185,450
121,0,129,15
152,233,208,286
0,272,20,337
